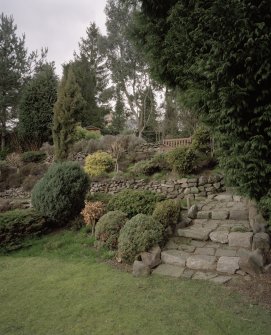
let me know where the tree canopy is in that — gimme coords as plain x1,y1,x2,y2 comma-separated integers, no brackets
127,0,271,200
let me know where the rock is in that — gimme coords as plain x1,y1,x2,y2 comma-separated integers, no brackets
228,232,253,249
196,211,211,219
0,199,11,212
252,233,270,253
217,257,240,274
215,249,237,257
211,211,229,220
264,264,271,274
250,214,267,233
215,194,233,202
229,209,248,220
152,264,184,278
161,250,188,267
187,204,198,219
210,231,229,244
177,217,192,229
239,249,264,276
181,269,195,279
190,187,199,194
210,276,232,284
178,244,196,253
177,226,214,241
194,247,215,256
213,183,221,190
132,261,151,277
141,246,161,269
192,272,217,281
198,176,208,186
186,255,217,271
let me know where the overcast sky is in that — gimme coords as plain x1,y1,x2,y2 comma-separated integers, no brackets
1,0,108,76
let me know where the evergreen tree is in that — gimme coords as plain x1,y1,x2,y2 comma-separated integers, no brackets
163,89,179,138
128,0,271,200
111,85,126,133
18,63,58,148
0,13,28,150
53,67,86,161
74,22,110,128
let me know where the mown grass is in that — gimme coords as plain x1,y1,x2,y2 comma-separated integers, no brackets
0,230,270,335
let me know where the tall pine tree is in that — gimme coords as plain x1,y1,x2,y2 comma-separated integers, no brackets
53,67,86,161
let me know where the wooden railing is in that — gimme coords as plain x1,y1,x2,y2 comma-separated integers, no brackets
163,137,192,148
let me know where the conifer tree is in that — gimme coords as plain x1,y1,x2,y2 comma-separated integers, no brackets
111,85,126,132
18,63,58,148
53,67,86,161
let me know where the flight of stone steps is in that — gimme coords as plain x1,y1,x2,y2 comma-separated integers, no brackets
152,193,270,284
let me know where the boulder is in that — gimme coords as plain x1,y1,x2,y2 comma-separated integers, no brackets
141,246,161,269
239,249,264,276
252,233,270,253
132,261,151,277
187,204,198,219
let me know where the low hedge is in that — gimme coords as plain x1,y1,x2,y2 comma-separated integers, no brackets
0,209,48,250
108,189,164,218
22,151,46,163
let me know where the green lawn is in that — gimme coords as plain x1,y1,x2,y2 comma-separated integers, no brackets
0,230,270,335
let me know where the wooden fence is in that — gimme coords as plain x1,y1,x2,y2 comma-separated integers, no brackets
162,137,192,148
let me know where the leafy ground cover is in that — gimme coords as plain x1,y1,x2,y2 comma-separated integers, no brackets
0,230,270,335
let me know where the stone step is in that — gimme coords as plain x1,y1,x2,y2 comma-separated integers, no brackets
196,209,249,221
152,264,233,284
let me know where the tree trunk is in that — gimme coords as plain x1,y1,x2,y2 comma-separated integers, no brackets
1,127,6,151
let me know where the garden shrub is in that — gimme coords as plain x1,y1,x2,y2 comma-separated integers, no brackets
108,189,163,218
95,211,127,249
258,192,271,226
152,199,181,229
71,139,101,155
130,159,161,176
81,201,105,234
22,151,46,163
22,175,40,191
0,209,48,250
86,192,113,205
118,214,163,263
73,126,101,141
166,147,197,175
84,151,114,177
32,162,89,222
192,126,211,153
6,152,22,171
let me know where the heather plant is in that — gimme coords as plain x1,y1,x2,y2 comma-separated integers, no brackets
81,201,105,234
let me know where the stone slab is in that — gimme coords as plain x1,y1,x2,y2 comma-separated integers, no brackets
152,264,185,278
215,194,233,202
161,250,189,267
229,209,249,220
192,272,217,281
228,232,253,249
211,211,229,220
210,231,229,244
177,227,213,241
217,256,240,274
215,248,237,257
194,247,215,256
197,211,211,219
210,276,232,284
186,255,217,271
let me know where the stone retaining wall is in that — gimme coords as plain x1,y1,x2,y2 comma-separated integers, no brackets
89,175,225,200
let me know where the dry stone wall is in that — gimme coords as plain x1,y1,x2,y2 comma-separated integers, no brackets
89,175,225,199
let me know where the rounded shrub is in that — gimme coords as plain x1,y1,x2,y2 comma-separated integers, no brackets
166,147,197,175
152,199,181,229
108,189,163,218
95,211,128,250
118,214,164,263
22,151,46,163
32,162,89,222
84,151,114,177
191,126,211,153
